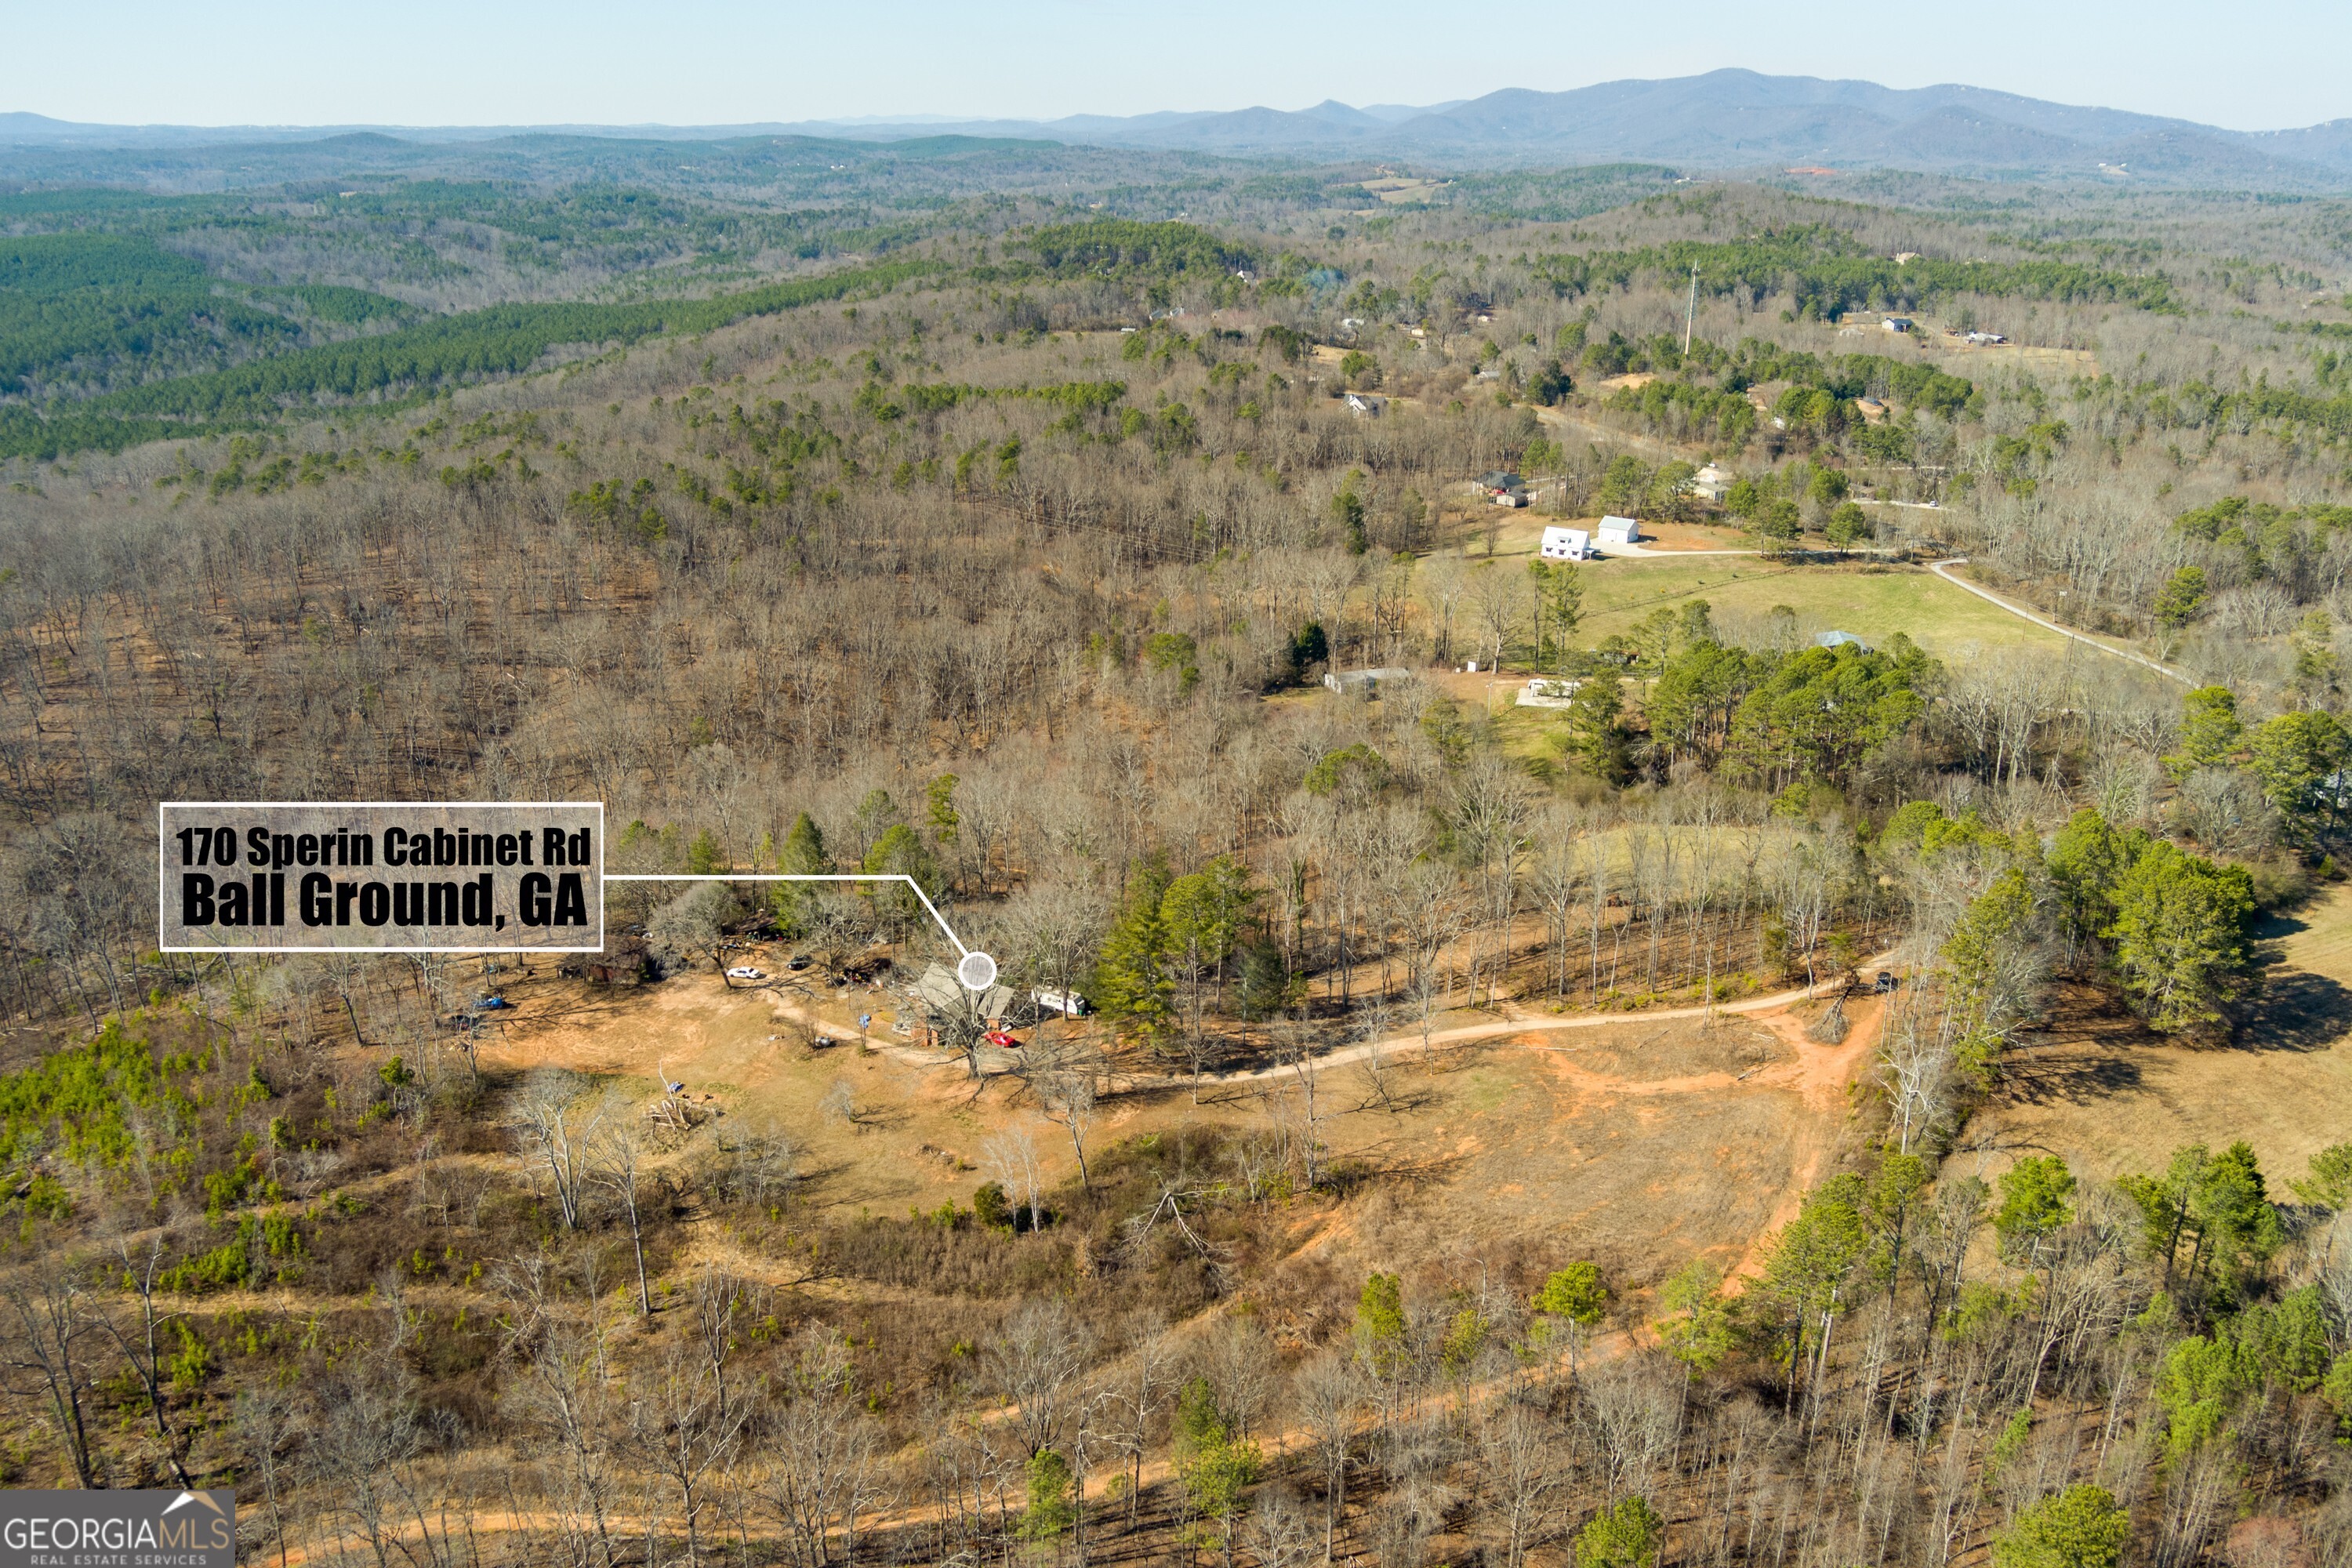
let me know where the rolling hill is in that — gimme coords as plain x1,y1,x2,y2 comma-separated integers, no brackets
10,71,2344,186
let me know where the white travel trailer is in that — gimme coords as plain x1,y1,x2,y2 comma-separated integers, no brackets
1033,988,1091,1018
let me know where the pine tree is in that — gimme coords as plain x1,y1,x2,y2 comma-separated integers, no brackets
2246,709,2351,842
2165,684,2245,779
1527,558,1584,672
1574,1497,1663,1567
1991,1484,2129,1568
1940,867,2040,1083
1563,676,1631,783
1020,1449,1075,1539
1092,855,1175,1036
2153,564,2209,630
1232,938,1299,1022
1353,1272,1406,1379
2103,840,2254,1035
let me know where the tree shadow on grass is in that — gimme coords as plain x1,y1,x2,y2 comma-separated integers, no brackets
2002,1036,2145,1105
2253,910,2310,942
2234,964,2352,1054
1997,982,2152,1105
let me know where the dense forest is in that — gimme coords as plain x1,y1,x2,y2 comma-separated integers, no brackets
0,133,2350,1566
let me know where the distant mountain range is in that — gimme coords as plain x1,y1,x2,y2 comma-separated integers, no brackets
9,71,2352,187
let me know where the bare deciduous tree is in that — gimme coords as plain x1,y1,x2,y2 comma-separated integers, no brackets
590,1108,655,1316
0,1272,99,1488
514,1069,600,1231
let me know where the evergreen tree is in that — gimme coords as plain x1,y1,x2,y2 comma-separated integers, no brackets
1286,621,1329,684
1330,472,1368,554
2291,1142,2352,1210
2166,685,2245,779
2045,808,2145,955
1232,938,1300,1021
1526,558,1584,672
771,811,831,935
2188,1140,2284,1297
925,773,960,843
1728,636,1932,786
1991,1485,2129,1568
1824,501,1871,551
1021,1449,1075,1539
1171,1375,1259,1563
1354,1272,1407,1379
1762,1174,1871,1408
2152,564,2209,630
851,788,903,861
1160,857,1256,1007
1092,855,1176,1036
2292,608,2340,700
1940,867,2040,1083
1532,1261,1609,1327
1994,1155,2076,1266
1653,1259,1735,1374
2246,709,2352,843
2102,840,2254,1035
862,823,942,936
1563,675,1631,783
1597,454,1650,514
1574,1497,1662,1567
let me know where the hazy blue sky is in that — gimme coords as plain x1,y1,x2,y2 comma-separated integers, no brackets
12,0,2349,132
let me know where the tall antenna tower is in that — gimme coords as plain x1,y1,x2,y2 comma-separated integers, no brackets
1683,262,1700,357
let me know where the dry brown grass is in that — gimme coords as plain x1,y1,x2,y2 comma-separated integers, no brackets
1973,890,2352,1188
479,959,1890,1310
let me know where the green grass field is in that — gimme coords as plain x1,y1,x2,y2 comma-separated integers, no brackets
1571,559,2071,659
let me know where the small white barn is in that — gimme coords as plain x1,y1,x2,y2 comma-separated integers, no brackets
1539,525,1592,561
1598,515,1643,546
1882,316,1915,333
1344,392,1385,418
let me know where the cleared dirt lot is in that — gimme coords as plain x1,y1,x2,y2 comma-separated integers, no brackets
475,960,1889,1293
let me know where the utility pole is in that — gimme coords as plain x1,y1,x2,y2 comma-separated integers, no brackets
1683,263,1699,357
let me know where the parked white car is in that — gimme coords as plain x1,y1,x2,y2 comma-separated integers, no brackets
725,966,765,980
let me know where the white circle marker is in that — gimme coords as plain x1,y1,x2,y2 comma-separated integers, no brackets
957,951,999,993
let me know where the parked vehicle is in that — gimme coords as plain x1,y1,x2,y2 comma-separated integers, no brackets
725,966,764,980
1033,988,1091,1018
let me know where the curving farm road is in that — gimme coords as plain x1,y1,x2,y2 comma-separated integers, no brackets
1928,557,2187,684
1109,950,1905,1091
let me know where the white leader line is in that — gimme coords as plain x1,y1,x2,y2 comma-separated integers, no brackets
604,873,970,956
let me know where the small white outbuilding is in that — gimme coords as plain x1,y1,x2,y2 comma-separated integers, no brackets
1598,515,1643,546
